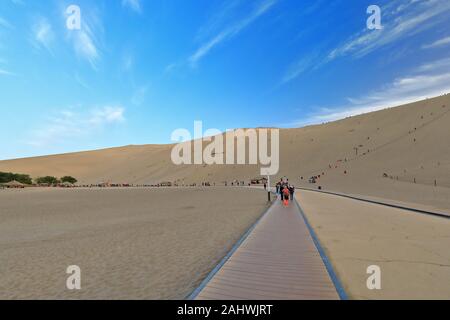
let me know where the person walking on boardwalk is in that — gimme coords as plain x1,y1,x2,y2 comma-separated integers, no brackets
282,186,290,206
279,184,285,202
289,185,295,201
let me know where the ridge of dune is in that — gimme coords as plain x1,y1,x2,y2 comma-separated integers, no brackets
1,94,450,211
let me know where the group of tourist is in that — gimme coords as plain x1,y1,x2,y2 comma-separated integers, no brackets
275,179,295,206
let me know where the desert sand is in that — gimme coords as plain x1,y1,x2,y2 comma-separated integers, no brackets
0,187,269,299
296,190,450,300
1,94,449,212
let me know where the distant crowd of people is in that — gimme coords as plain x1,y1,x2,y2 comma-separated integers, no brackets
275,179,295,206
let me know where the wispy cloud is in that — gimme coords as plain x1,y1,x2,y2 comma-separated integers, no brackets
74,30,99,68
31,17,54,54
189,0,277,66
164,63,177,74
0,68,17,76
122,53,134,72
0,17,13,29
422,36,450,49
89,106,125,125
74,72,90,90
0,55,14,76
131,85,149,106
11,0,25,5
122,0,142,14
282,0,450,85
295,57,450,126
417,57,450,72
194,0,244,42
66,9,102,70
27,106,125,147
327,0,450,62
282,51,321,84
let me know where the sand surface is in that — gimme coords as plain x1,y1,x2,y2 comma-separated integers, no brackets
1,95,449,212
296,190,450,300
0,187,269,300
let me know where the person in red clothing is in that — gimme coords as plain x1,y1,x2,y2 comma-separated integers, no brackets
282,186,290,206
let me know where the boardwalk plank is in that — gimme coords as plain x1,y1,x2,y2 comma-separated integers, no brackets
194,199,340,300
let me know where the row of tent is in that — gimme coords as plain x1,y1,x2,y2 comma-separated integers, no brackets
1,180,75,188
0,180,27,188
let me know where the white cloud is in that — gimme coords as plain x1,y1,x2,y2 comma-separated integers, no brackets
194,0,244,42
66,9,102,70
122,0,142,13
131,85,149,106
417,57,450,72
296,58,450,126
327,0,450,62
27,106,125,147
0,58,14,76
74,72,90,90
164,63,177,74
0,68,16,76
189,0,277,66
0,17,13,29
122,53,134,72
282,0,450,85
422,36,450,49
89,106,125,125
31,17,54,54
74,30,99,68
282,51,321,84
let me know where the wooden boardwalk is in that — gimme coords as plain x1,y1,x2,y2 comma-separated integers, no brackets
192,198,342,300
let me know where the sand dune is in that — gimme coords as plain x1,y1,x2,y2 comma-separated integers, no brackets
1,94,449,211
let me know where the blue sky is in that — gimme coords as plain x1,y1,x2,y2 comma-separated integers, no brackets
1,0,450,160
